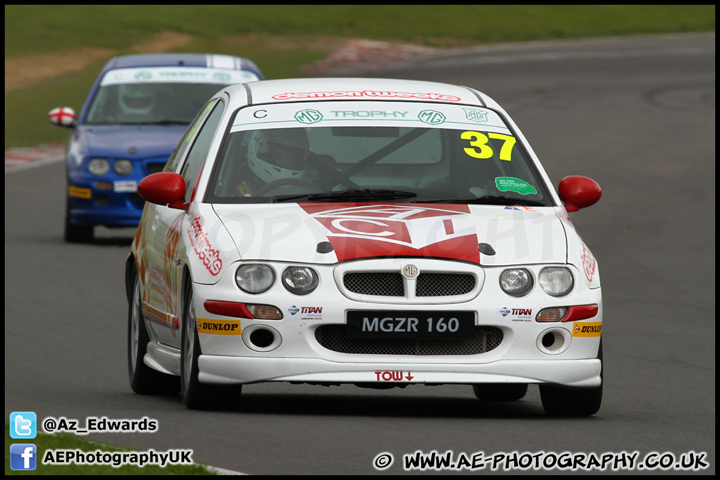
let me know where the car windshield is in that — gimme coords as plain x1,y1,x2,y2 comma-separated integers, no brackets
85,66,259,125
206,101,553,206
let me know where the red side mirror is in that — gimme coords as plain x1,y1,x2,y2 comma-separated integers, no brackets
138,172,188,210
558,176,601,212
48,107,76,128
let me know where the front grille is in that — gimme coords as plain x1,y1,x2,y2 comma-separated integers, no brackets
344,272,404,296
416,273,475,297
315,325,503,356
342,272,476,298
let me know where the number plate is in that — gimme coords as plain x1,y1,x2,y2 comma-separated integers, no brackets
346,311,475,339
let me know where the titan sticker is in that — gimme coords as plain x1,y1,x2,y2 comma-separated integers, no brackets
498,306,534,322
196,318,241,335
572,322,602,337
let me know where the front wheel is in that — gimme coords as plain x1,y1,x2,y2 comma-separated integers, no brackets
180,278,242,410
127,265,179,394
64,196,93,243
540,341,603,417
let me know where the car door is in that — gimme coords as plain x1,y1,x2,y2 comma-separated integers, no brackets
144,98,226,348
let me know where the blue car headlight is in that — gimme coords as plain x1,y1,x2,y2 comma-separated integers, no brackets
88,158,110,175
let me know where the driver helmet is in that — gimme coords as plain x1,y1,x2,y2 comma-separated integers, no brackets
118,84,155,117
247,128,309,183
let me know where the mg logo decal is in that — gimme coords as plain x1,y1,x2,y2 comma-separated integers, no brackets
402,264,419,278
418,110,446,125
134,71,152,81
295,109,323,124
212,72,232,82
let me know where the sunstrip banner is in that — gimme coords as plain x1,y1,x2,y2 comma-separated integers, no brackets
299,203,480,263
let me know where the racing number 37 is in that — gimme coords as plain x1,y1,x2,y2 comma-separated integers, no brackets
461,131,516,161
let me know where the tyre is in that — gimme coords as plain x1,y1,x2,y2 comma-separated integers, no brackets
180,278,242,410
64,195,93,243
473,383,528,401
127,265,180,394
540,341,603,417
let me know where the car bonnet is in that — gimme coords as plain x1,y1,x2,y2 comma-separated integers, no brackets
212,202,568,266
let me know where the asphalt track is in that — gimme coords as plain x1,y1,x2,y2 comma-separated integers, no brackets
5,33,715,475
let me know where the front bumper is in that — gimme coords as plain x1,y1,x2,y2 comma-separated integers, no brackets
198,356,601,388
186,258,603,389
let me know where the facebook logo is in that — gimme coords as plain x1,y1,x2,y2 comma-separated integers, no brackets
10,444,37,471
10,411,37,439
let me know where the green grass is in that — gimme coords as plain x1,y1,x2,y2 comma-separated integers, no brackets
4,5,715,57
4,5,715,149
5,422,214,475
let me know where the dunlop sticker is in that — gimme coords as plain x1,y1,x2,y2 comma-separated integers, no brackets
196,319,241,335
572,321,602,337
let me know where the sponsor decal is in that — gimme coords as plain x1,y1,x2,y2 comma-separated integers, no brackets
272,90,462,102
418,110,446,125
580,241,597,282
572,321,602,337
113,180,137,193
187,217,222,276
294,109,323,124
68,186,91,199
330,111,409,118
462,131,517,161
497,306,534,322
375,371,415,381
300,203,480,263
504,205,536,211
463,108,489,123
495,177,537,195
196,318,242,335
101,67,257,86
287,305,323,320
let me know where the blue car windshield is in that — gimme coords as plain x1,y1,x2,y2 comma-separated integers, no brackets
85,83,227,125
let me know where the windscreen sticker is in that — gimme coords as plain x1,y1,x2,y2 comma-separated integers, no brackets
418,110,446,125
495,177,538,195
572,321,602,337
462,131,516,161
464,108,489,123
272,90,462,102
100,67,259,86
232,101,510,132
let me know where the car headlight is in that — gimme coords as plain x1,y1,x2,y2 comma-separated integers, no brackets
539,267,574,297
282,267,319,295
88,158,110,175
113,159,134,175
499,268,533,296
236,264,275,294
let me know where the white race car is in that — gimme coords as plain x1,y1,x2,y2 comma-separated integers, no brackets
126,77,603,416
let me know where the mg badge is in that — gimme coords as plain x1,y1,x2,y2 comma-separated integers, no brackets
402,264,418,278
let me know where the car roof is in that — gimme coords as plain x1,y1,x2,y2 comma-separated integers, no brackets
230,77,493,108
101,53,263,77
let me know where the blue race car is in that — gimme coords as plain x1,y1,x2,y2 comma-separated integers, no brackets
48,53,263,242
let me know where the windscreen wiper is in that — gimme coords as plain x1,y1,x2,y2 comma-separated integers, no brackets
272,189,418,203
423,195,546,206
